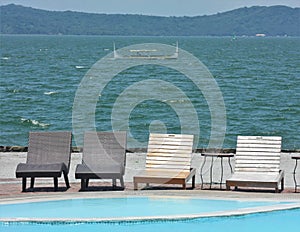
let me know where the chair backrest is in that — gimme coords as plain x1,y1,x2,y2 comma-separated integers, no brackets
235,136,282,173
146,133,194,173
27,131,72,170
82,131,127,170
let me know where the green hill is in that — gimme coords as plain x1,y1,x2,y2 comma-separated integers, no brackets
1,4,299,36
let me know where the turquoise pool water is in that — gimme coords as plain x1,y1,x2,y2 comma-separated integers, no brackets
1,208,299,232
0,197,288,219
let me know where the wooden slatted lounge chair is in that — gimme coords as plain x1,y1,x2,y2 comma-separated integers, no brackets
75,131,127,190
226,136,284,193
15,131,72,192
133,133,196,190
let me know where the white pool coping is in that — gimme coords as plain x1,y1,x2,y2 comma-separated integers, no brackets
1,191,300,223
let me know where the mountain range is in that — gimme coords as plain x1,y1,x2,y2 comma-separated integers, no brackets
1,4,299,36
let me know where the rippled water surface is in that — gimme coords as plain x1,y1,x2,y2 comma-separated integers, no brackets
1,35,299,148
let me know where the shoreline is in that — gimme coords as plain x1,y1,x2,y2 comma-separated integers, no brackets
1,146,299,153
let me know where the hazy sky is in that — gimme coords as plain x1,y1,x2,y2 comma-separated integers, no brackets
0,0,299,16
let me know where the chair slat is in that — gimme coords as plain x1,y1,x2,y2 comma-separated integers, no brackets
236,147,281,153
235,151,281,156
147,152,191,158
150,133,193,139
237,136,282,141
236,159,280,164
235,168,280,172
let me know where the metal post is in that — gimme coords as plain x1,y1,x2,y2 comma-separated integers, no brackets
200,155,207,189
293,159,298,192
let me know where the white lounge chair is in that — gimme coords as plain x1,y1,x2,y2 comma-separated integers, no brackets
226,136,284,193
133,133,196,190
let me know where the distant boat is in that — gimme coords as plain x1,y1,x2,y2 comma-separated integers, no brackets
255,33,266,37
113,42,178,60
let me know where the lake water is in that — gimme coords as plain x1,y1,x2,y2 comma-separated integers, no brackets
0,35,299,149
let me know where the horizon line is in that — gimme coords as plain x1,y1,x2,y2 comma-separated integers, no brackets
1,3,299,18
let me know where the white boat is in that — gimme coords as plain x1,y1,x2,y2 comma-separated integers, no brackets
113,42,178,60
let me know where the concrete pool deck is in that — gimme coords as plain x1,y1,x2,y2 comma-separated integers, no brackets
0,152,300,200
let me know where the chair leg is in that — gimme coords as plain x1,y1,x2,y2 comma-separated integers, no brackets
30,177,35,188
54,177,58,191
22,178,27,192
112,178,117,187
182,183,186,190
281,177,284,191
134,182,138,190
86,179,89,188
81,179,86,190
63,172,70,188
192,175,195,189
120,177,125,189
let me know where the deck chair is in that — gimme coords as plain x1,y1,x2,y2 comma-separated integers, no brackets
75,131,127,190
15,131,72,192
226,136,284,193
133,133,196,190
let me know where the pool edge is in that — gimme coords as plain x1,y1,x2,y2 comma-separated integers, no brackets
1,202,300,223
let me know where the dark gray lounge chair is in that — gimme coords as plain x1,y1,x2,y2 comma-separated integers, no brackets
75,131,127,190
15,131,72,192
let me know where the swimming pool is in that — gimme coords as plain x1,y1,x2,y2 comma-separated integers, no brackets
0,197,295,219
0,197,299,232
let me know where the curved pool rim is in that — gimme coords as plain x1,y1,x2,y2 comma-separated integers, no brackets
1,192,300,223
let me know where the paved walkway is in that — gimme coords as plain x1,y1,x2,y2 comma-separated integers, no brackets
0,152,299,198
